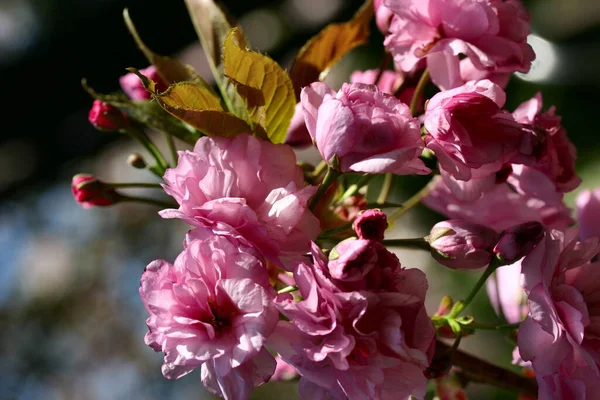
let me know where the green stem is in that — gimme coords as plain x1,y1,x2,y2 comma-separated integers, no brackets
382,238,430,251
126,126,169,175
318,221,354,240
336,175,373,205
164,132,178,166
450,260,500,318
106,182,163,189
312,161,328,179
469,322,521,331
309,167,341,212
119,195,176,209
377,173,394,204
374,52,391,86
277,285,298,295
410,69,430,117
388,178,436,221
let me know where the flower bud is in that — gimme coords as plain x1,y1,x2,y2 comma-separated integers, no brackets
127,153,147,169
353,209,388,241
493,221,545,264
328,238,378,282
71,174,120,208
88,100,127,131
428,220,499,269
119,65,167,100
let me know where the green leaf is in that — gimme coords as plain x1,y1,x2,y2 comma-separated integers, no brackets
290,0,373,98
223,28,295,144
129,72,254,138
123,8,208,87
82,79,202,145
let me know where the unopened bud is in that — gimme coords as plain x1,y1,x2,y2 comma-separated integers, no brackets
119,65,167,100
88,100,127,131
353,209,388,242
436,296,454,316
127,153,147,169
494,221,545,264
71,174,120,208
428,220,499,270
329,238,379,282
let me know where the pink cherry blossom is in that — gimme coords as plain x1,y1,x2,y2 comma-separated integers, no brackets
428,220,499,270
160,134,321,267
383,0,535,90
301,82,430,175
353,209,388,242
269,243,435,399
140,228,278,399
486,263,528,324
424,80,524,183
374,0,394,34
271,356,299,381
516,228,600,397
284,102,312,148
423,171,573,232
576,188,600,241
350,69,402,95
512,93,581,193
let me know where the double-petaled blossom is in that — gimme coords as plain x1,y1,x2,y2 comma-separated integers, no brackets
576,188,600,241
512,93,581,193
120,65,168,100
515,229,600,398
424,166,574,233
382,0,535,90
424,80,524,195
140,228,278,400
269,242,436,399
160,134,321,267
428,220,499,269
301,82,430,175
350,69,420,109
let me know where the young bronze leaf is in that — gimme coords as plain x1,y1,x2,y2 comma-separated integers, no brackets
123,8,207,86
290,0,374,98
157,82,223,111
223,28,295,144
156,106,252,138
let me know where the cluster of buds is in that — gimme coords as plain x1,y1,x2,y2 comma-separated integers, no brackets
71,0,600,399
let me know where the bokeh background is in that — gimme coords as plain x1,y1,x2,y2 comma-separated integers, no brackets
1,0,600,398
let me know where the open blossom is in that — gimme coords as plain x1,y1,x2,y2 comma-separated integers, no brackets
515,229,600,398
140,228,278,399
424,168,574,232
301,82,430,175
120,65,168,100
270,242,435,399
383,0,535,90
285,102,312,148
424,80,524,184
576,188,600,241
428,220,499,269
512,93,580,193
160,134,321,267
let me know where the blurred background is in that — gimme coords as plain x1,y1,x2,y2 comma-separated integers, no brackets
1,0,600,398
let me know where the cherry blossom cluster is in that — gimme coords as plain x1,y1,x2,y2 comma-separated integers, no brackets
72,0,600,399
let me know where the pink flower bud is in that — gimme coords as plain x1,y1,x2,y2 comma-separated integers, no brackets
576,189,600,241
428,220,499,269
88,100,127,131
353,209,388,241
119,65,167,100
328,238,378,281
493,221,545,264
71,174,119,208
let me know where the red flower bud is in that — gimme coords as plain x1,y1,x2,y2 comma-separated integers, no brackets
71,174,120,208
353,209,388,241
88,100,127,131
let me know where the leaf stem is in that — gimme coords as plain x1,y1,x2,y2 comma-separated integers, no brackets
450,260,500,318
119,195,176,209
410,69,430,117
381,238,430,251
309,167,341,212
388,178,436,221
336,174,372,205
377,173,394,204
